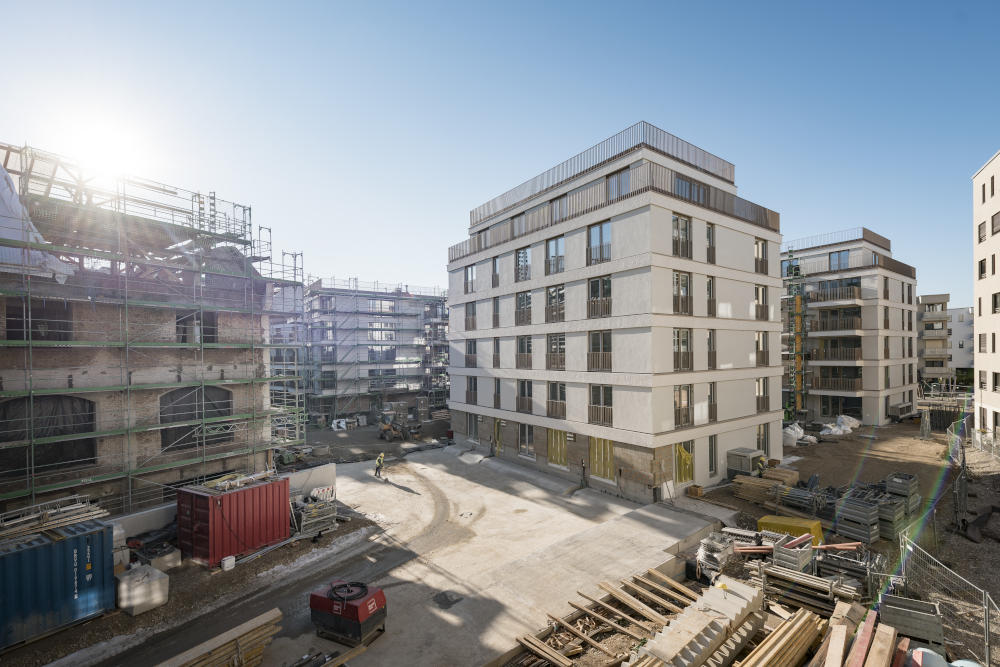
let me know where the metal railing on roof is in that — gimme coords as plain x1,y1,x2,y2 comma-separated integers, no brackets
469,121,735,226
307,276,446,297
781,227,891,253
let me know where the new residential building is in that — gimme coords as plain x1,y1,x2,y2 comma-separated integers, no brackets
917,294,973,386
446,122,783,503
780,228,918,425
974,151,1000,432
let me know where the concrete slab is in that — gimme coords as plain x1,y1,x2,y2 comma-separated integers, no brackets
666,496,740,526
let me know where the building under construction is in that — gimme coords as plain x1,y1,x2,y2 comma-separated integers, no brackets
0,142,305,515
301,278,448,425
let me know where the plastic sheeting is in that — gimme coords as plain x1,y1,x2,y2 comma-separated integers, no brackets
819,414,862,436
0,164,76,283
782,423,804,448
0,395,97,471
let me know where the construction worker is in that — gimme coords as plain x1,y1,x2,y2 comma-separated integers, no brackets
375,452,385,478
755,456,767,477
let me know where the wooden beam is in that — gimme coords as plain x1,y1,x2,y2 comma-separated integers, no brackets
632,574,693,607
597,583,669,626
517,634,573,667
844,610,878,667
547,613,616,657
890,637,910,667
155,608,282,667
863,624,898,667
576,591,654,633
620,579,684,614
825,624,848,667
323,644,368,667
644,568,699,601
568,602,646,640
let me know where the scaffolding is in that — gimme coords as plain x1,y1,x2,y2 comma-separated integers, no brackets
302,277,448,425
0,142,305,515
781,249,809,421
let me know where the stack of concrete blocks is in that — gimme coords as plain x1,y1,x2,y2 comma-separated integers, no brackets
624,575,763,666
116,564,169,616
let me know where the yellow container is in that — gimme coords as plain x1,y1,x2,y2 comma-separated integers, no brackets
756,515,823,546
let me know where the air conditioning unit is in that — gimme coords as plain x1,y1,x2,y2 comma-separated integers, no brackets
889,402,913,419
726,447,766,479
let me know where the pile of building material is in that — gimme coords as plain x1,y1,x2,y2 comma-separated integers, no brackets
732,475,781,503
156,608,282,667
736,607,824,667
0,495,109,541
116,565,169,616
293,499,339,537
877,594,944,653
830,496,880,544
775,486,826,515
886,472,921,518
745,562,861,615
762,468,800,486
771,534,814,572
696,531,735,575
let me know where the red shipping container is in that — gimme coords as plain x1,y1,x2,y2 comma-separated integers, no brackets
176,477,290,566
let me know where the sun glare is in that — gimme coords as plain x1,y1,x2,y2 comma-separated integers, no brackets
47,113,154,179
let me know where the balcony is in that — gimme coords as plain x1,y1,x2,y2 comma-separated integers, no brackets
812,347,861,361
921,310,948,321
707,350,716,370
922,328,947,339
465,390,478,405
545,303,565,323
811,317,862,331
547,400,566,419
516,353,532,369
465,353,477,368
493,353,500,368
755,258,768,274
707,246,716,264
491,273,500,288
588,297,612,319
673,295,692,315
464,315,476,330
517,396,533,413
493,313,500,328
587,244,611,266
494,394,501,409
545,256,565,275
755,304,769,321
674,406,693,428
673,238,692,259
923,348,950,358
546,352,565,370
756,350,769,367
515,265,531,282
809,286,861,302
756,395,770,413
707,298,716,317
588,405,613,426
811,377,863,391
674,351,692,371
708,403,717,422
464,280,474,294
515,309,531,326
588,351,611,371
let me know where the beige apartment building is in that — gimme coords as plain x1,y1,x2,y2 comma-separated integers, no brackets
446,122,783,503
974,151,1000,433
780,228,918,426
916,294,955,384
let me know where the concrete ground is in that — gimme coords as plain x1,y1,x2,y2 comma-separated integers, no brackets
91,446,717,667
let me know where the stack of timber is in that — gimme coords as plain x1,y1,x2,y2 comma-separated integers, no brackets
156,608,282,667
0,495,109,541
802,600,867,667
623,576,762,666
732,475,781,503
762,468,800,486
745,561,861,615
736,607,824,667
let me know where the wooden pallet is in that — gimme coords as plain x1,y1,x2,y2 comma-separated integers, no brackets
155,608,282,667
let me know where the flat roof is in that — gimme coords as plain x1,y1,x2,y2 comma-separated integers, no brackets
781,227,891,253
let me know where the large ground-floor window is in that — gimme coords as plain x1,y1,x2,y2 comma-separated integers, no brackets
674,440,694,484
547,429,566,466
589,437,614,480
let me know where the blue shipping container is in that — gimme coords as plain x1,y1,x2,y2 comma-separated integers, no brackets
0,519,114,650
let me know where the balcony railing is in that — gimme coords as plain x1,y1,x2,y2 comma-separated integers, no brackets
812,347,861,361
587,243,611,266
754,304,769,321
811,377,863,391
707,298,716,317
545,256,565,275
922,329,947,339
492,313,500,328
755,258,768,274
708,403,717,422
673,295,692,315
707,350,716,369
494,394,501,409
674,406,693,428
465,390,478,405
546,352,565,370
707,246,716,264
809,286,861,302
493,353,500,368
464,315,476,330
588,351,611,371
588,405,613,426
517,396,533,413
516,353,532,369
756,395,770,413
923,348,950,358
673,238,692,259
465,353,477,368
811,317,862,331
515,308,531,326
756,350,769,367
588,297,612,318
491,273,500,288
545,303,565,323
674,351,692,371
547,400,566,419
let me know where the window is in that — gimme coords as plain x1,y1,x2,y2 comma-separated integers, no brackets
673,328,692,371
492,256,500,284
885,366,891,389
981,259,988,279
548,381,566,419
550,194,568,224
518,423,534,458
980,334,987,352
0,396,96,472
589,437,614,480
517,379,533,414
588,275,612,318
589,330,611,371
672,215,691,258
992,175,995,197
707,276,716,316
754,284,768,320
492,296,500,326
319,370,337,389
465,339,477,355
493,337,500,366
515,247,530,282
755,377,769,413
994,373,1000,392
675,440,694,484
587,221,612,265
545,236,565,275
465,302,476,329
959,340,964,349
756,423,769,456
494,377,501,404
547,333,566,370
674,384,693,427
708,382,717,422
515,291,531,325
160,386,233,451
708,435,718,476
907,284,912,305
829,250,849,271
176,310,218,343
5,298,72,341
994,293,1000,314
466,413,478,440
607,168,630,200
982,371,988,390
546,284,565,322
754,238,768,273
781,259,800,277
994,332,996,353
464,264,476,293
981,222,989,243
547,429,567,466
368,320,396,341
516,335,532,368
707,329,717,369
673,271,692,314
994,211,1000,236
589,384,613,426
706,223,716,263
368,345,396,363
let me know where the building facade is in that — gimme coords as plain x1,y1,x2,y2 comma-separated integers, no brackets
948,306,974,384
916,294,973,386
780,228,918,426
446,122,783,503
301,279,448,424
974,151,1000,432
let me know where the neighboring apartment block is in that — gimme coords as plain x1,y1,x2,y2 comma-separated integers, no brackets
974,151,1000,433
917,294,973,385
780,228,918,426
446,122,783,503
301,279,448,424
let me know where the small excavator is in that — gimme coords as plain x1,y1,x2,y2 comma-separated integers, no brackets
377,413,410,441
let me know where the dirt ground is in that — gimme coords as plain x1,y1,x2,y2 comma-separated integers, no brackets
291,419,450,464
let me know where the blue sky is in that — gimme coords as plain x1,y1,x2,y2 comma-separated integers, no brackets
0,2,995,303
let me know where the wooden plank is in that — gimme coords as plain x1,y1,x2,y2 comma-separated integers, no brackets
632,574,693,607
546,613,615,657
844,610,878,667
576,591,654,633
322,644,367,667
825,624,848,667
598,583,669,626
568,602,646,640
644,568,699,601
620,579,684,614
155,608,282,667
517,634,573,667
889,637,910,667
863,624,897,667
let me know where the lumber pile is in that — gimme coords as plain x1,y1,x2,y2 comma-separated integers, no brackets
745,562,861,615
763,468,800,486
732,475,781,503
804,601,868,667
0,495,109,540
738,607,824,667
155,608,282,667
